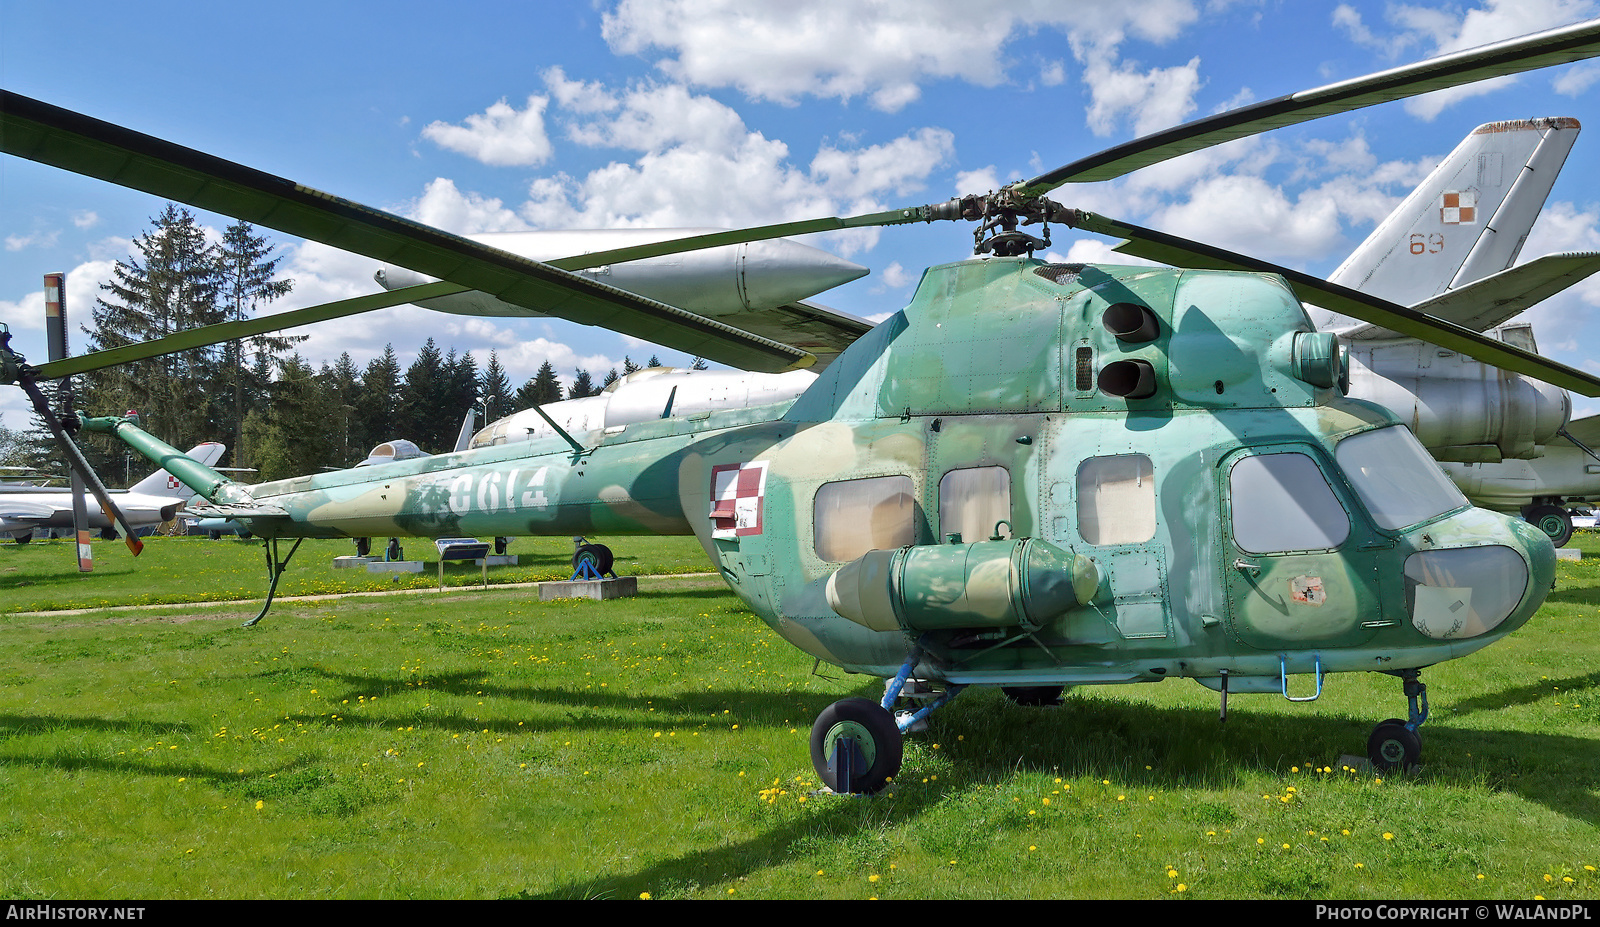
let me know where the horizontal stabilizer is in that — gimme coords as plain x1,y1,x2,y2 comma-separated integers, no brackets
1563,412,1600,447
1336,252,1600,339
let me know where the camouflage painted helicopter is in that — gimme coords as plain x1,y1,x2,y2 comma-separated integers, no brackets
6,20,1600,793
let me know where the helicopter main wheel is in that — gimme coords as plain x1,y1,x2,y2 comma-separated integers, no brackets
1367,719,1421,772
572,543,614,577
810,697,902,795
355,537,371,557
494,536,508,556
12,531,31,545
386,538,403,561
1002,685,1065,707
1522,504,1573,548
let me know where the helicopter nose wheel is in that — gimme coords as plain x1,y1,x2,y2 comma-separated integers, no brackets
1366,670,1428,772
1367,718,1421,772
810,697,902,795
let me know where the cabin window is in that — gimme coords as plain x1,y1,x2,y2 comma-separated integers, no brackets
939,466,1011,542
1077,454,1156,545
1336,425,1467,530
814,475,916,562
1229,452,1350,554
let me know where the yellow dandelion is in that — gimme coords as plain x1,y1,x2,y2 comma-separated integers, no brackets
1383,833,1394,841
640,892,651,900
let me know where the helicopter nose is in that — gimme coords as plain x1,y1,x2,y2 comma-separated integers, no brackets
1402,513,1555,642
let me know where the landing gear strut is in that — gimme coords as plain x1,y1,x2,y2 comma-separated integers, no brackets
808,644,966,794
1366,669,1428,772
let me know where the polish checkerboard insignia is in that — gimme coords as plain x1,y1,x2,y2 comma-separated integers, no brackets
710,461,768,539
167,475,181,490
1440,189,1477,225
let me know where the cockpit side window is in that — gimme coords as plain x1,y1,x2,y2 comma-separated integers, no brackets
1335,426,1468,530
939,466,1010,542
1229,452,1350,554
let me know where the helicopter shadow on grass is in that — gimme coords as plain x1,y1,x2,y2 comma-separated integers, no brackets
521,687,1600,899
0,712,316,786
274,665,849,737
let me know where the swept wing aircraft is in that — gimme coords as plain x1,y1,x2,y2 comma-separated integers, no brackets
7,20,1600,791
0,442,224,542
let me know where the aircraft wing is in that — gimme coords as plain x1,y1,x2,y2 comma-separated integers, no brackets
1336,252,1600,340
0,91,814,374
1563,412,1600,447
0,499,57,528
724,300,874,369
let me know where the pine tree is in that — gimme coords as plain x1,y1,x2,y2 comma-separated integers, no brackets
647,354,662,368
602,368,619,389
568,369,596,400
481,352,514,422
398,339,451,451
326,352,364,464
81,205,226,449
246,354,338,480
356,345,402,453
690,356,709,370
215,220,297,466
516,361,562,408
622,355,640,375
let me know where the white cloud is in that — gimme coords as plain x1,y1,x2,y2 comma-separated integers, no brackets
4,230,60,252
421,95,555,167
602,0,1202,112
401,179,531,235
1336,0,1600,120
517,80,954,255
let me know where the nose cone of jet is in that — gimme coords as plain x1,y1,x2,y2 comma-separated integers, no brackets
740,239,869,308
375,265,434,291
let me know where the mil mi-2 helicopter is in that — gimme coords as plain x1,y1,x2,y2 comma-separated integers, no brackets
6,19,1600,793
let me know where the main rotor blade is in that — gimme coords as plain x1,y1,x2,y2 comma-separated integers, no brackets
32,281,467,380
1074,211,1600,398
1019,18,1600,194
544,208,930,272
0,91,812,373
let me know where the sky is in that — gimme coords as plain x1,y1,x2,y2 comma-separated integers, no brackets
4,0,1600,436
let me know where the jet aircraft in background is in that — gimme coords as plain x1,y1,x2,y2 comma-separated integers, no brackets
0,442,225,542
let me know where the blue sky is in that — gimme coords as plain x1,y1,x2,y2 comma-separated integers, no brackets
4,0,1600,434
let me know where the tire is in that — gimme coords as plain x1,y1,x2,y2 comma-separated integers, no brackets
13,532,31,545
572,543,614,577
1367,720,1421,772
1523,504,1574,548
809,697,903,795
355,537,371,557
386,538,403,561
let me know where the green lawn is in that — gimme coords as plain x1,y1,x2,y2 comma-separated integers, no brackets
0,532,1596,899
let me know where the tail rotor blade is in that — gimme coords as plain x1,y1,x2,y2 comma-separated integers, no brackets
13,366,144,555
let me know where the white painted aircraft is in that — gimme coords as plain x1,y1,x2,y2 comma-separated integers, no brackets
0,442,226,542
1301,116,1600,545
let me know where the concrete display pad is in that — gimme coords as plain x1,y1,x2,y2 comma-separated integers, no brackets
539,576,639,601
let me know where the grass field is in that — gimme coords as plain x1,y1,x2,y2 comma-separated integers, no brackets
0,531,1597,899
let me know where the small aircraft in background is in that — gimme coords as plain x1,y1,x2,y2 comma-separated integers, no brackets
0,442,224,543
6,20,1600,793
